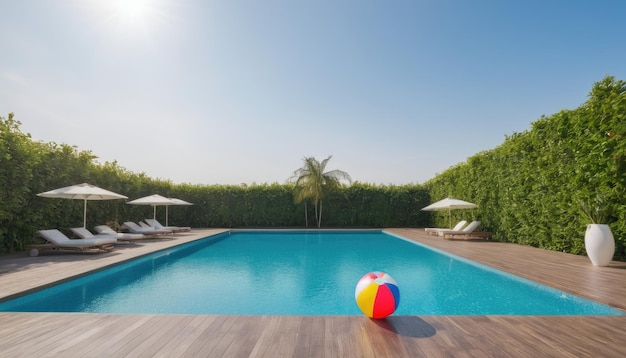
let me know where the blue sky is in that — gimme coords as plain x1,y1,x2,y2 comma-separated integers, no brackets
1,1,625,185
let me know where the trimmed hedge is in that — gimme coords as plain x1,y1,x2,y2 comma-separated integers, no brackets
160,182,430,229
0,115,430,253
425,76,626,259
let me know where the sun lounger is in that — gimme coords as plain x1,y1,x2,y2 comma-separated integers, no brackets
30,229,116,256
121,222,172,236
70,227,117,240
94,225,160,241
144,218,191,233
440,221,491,240
425,220,467,236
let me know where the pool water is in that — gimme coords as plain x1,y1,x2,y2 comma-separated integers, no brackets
0,230,623,315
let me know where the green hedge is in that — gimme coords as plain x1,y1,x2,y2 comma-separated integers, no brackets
425,76,626,259
0,115,431,253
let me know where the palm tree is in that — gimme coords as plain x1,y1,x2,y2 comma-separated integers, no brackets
291,156,352,228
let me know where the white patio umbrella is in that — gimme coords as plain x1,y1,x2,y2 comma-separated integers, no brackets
37,183,128,228
166,198,193,226
421,197,477,228
127,194,177,223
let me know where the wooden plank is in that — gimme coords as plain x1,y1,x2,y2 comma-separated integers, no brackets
214,315,264,358
0,313,625,357
74,314,154,356
442,231,491,239
246,315,300,357
178,314,229,356
151,315,217,357
125,315,195,357
195,314,244,357
293,316,328,357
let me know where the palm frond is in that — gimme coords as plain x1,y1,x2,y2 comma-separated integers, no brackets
290,155,351,227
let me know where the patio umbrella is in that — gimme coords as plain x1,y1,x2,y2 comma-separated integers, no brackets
37,183,128,228
421,197,477,228
165,198,193,226
127,194,177,222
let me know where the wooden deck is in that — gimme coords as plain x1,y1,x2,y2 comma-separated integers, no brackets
1,228,625,357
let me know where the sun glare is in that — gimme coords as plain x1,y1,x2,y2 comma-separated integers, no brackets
85,0,180,46
112,0,155,26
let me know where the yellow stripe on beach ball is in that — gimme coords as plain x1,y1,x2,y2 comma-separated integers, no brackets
356,282,379,317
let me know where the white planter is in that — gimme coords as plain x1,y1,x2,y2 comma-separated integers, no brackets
584,224,615,267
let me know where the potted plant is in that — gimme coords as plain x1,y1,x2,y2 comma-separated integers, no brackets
580,195,615,266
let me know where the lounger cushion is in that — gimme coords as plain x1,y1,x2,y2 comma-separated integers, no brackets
37,229,116,247
144,219,191,232
94,225,154,240
70,227,116,240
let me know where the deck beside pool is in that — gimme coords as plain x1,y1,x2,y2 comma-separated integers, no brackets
1,228,625,357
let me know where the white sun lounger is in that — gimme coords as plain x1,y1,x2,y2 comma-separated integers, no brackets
440,221,491,240
425,220,467,236
30,229,116,257
144,219,191,233
70,227,117,240
94,225,159,241
121,222,172,236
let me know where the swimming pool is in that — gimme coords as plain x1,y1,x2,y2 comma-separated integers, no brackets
0,230,623,315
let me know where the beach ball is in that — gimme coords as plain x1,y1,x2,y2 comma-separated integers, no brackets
355,271,400,319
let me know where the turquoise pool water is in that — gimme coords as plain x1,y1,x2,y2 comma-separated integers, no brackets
0,230,623,315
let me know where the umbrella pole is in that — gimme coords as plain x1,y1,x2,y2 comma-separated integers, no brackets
84,199,88,228
153,205,157,221
166,206,169,226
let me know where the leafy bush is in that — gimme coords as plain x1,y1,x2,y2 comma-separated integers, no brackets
0,115,430,253
425,76,626,259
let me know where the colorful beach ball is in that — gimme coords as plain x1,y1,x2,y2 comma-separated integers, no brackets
355,271,400,319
